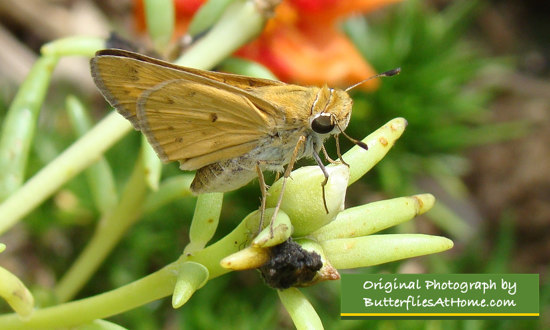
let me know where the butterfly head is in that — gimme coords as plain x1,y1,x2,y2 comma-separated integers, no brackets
308,87,352,136
308,87,368,151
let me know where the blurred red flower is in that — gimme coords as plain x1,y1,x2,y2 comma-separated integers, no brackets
134,0,401,90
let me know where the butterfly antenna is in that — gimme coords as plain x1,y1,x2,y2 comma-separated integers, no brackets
345,67,401,92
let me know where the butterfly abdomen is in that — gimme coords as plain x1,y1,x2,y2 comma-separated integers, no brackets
190,160,258,194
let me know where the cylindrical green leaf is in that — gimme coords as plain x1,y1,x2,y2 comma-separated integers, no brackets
0,54,59,200
141,135,162,191
322,234,454,269
67,96,94,135
40,37,105,57
425,202,471,240
188,0,235,36
0,112,132,235
0,266,35,317
312,194,435,241
277,288,324,330
253,209,293,248
144,0,174,52
183,192,223,255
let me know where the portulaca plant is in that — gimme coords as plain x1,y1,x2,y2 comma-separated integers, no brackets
0,1,452,328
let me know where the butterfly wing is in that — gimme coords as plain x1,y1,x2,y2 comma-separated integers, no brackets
90,49,285,170
137,78,270,170
91,49,284,128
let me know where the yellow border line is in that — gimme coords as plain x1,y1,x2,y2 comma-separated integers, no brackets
341,313,539,317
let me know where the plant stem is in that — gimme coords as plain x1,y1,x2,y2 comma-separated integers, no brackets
143,175,194,213
218,57,277,79
54,151,149,303
0,263,178,329
66,95,118,215
175,0,268,69
0,208,263,328
40,37,105,57
0,112,132,235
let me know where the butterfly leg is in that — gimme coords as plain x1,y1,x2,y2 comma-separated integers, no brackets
269,135,306,238
321,144,338,164
335,134,350,167
312,150,330,214
256,163,268,234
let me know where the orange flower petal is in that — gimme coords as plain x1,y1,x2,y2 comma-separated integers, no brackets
174,0,204,15
174,0,205,36
133,0,399,90
292,0,403,24
133,0,147,33
238,25,379,91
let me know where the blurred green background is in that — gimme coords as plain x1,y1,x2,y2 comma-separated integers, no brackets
0,0,548,329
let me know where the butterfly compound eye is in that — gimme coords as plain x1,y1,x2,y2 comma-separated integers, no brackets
311,114,335,134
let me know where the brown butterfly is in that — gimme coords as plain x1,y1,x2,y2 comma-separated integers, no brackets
90,49,399,228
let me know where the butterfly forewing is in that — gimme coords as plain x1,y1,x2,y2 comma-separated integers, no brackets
91,53,179,128
91,49,287,170
91,49,285,124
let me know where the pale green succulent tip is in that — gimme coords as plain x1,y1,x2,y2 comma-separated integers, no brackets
172,261,209,309
441,236,455,250
253,211,293,248
220,246,270,271
343,117,408,185
413,193,435,215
